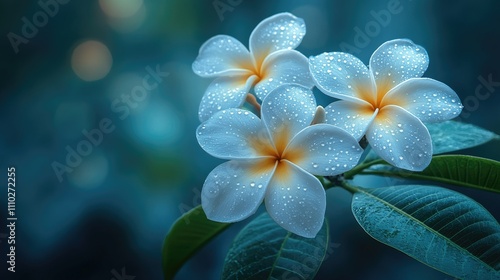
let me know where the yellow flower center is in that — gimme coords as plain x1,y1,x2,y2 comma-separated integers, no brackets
236,54,269,85
354,78,399,120
248,124,304,180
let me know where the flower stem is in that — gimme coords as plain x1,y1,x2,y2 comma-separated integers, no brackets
318,176,336,190
320,159,386,190
343,158,385,179
340,180,360,194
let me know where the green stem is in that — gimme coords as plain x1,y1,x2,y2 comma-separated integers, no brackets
319,158,386,191
343,158,386,179
340,180,360,194
317,176,335,190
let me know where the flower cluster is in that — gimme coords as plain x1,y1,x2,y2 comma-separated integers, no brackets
193,13,463,237
193,13,314,122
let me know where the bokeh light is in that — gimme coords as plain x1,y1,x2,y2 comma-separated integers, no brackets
99,0,144,18
68,152,109,189
128,98,182,148
71,40,113,81
106,72,151,114
107,5,147,33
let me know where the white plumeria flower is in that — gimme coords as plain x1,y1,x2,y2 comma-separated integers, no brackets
196,85,363,238
193,12,314,122
309,39,463,171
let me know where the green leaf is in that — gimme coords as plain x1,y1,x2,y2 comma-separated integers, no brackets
420,155,500,193
362,155,500,194
427,120,499,154
351,184,500,279
162,205,231,280
222,213,330,280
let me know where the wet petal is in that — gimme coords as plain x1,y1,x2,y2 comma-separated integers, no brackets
249,13,306,68
198,75,258,122
202,160,275,223
324,100,377,140
286,124,363,176
382,78,463,123
367,105,432,171
369,39,429,92
261,85,317,149
254,49,314,101
193,35,254,77
309,52,375,105
265,161,326,238
197,108,271,160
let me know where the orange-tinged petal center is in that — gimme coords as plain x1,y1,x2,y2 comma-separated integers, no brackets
249,133,276,157
273,124,290,156
235,53,269,86
376,79,394,108
248,124,305,180
356,84,377,106
356,77,394,110
249,157,277,175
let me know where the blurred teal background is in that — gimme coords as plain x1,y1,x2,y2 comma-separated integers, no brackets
1,0,499,279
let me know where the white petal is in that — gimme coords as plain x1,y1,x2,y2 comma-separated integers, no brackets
382,78,463,123
254,50,314,101
265,161,326,238
202,160,275,223
309,52,375,105
369,39,429,91
249,13,306,67
198,75,258,122
193,35,254,77
261,85,317,149
197,108,272,160
367,105,432,171
324,100,377,140
286,124,363,176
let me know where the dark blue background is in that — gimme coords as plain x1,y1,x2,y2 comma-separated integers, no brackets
1,0,499,279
